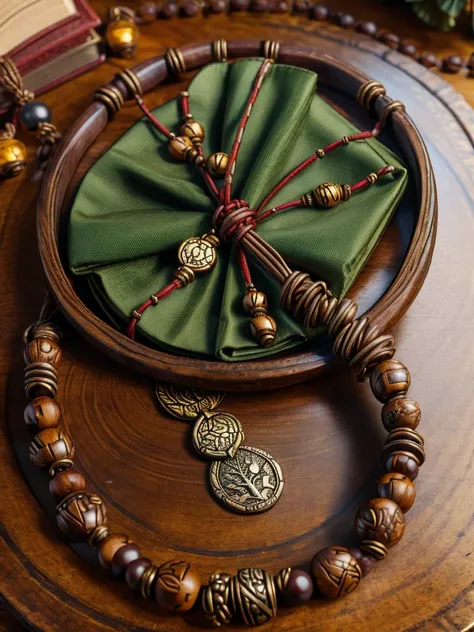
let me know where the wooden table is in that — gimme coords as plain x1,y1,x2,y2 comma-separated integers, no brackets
1,2,473,631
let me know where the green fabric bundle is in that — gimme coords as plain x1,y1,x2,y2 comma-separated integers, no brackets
68,59,407,361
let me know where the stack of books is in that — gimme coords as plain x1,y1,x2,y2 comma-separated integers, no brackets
0,0,104,111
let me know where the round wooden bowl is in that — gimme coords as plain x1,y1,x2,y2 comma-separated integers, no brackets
38,40,436,391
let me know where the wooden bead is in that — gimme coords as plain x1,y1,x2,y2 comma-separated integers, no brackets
29,428,74,467
377,472,416,513
57,492,107,542
111,543,142,579
49,469,86,500
313,182,343,208
250,314,277,347
385,452,419,480
381,397,421,431
355,21,377,36
99,534,135,571
370,359,411,402
347,547,373,577
154,560,201,612
125,557,152,591
278,568,313,606
311,546,361,599
0,138,27,178
168,135,193,161
24,397,60,430
105,19,139,58
354,498,406,548
24,337,61,368
180,120,204,144
207,152,228,177
442,55,463,74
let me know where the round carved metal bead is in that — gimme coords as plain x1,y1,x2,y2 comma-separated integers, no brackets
370,359,411,403
347,547,373,577
207,151,228,177
29,428,74,467
277,568,313,607
232,568,277,626
0,138,27,178
49,468,87,500
202,572,233,627
180,120,205,144
168,135,193,161
99,533,135,571
24,337,61,367
313,182,343,208
154,560,201,612
385,451,420,480
381,397,421,431
57,492,107,542
250,314,277,347
377,472,416,513
311,547,362,599
20,101,52,131
354,498,406,549
24,396,61,430
111,543,142,579
105,19,139,58
126,557,153,591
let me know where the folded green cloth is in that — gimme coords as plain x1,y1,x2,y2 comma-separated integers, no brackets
68,59,407,361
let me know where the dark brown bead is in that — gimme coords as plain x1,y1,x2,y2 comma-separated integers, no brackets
382,397,421,431
99,534,134,571
311,546,361,599
370,359,411,403
49,469,86,500
399,41,417,58
310,5,329,20
280,569,313,606
442,55,463,74
138,1,158,21
335,13,355,28
385,452,419,480
126,557,153,591
250,0,268,11
231,0,249,10
377,472,416,513
181,1,199,16
111,543,142,579
57,492,107,542
155,560,201,612
209,0,227,12
354,498,406,548
29,428,74,467
355,21,377,36
418,52,439,68
159,2,178,18
378,31,400,49
24,396,60,430
347,547,373,577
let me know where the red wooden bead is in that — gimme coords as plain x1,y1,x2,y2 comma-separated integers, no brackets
111,543,142,579
125,557,153,591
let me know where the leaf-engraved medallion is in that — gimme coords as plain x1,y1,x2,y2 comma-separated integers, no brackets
156,382,225,421
192,410,244,459
210,446,284,514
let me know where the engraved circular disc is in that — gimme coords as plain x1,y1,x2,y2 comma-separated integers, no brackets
192,411,244,459
178,237,217,272
156,382,225,421
210,446,284,514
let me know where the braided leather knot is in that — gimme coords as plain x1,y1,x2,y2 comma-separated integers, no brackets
213,199,257,244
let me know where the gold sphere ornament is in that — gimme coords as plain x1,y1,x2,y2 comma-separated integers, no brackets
180,120,205,145
314,181,343,208
105,19,139,58
168,135,193,161
207,152,228,177
0,137,27,178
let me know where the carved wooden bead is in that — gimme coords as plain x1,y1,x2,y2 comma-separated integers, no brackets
24,396,61,430
311,546,361,599
168,135,193,161
29,428,74,467
0,138,27,178
243,290,268,314
313,182,343,208
278,568,313,606
105,19,139,58
154,560,201,612
347,547,373,577
126,557,153,591
57,492,107,541
180,120,205,144
377,472,416,513
207,152,228,177
382,397,421,431
370,359,411,402
250,314,277,347
354,498,406,548
99,533,135,571
111,543,142,579
24,337,61,368
385,451,419,480
49,468,87,500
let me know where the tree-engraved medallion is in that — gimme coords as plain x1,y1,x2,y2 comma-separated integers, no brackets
178,237,217,272
210,446,284,514
156,382,225,420
192,410,244,459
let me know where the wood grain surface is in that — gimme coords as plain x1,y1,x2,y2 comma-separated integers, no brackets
1,2,474,631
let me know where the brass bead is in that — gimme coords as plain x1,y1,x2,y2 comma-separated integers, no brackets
250,314,277,347
105,19,139,58
207,152,228,177
0,138,27,178
313,182,343,208
168,135,193,161
180,120,205,145
243,290,268,315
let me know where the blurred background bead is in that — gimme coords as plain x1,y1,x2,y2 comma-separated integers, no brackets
347,547,373,577
376,472,416,513
355,498,406,548
29,428,74,467
21,101,52,131
126,557,153,591
311,547,361,599
111,543,142,579
49,469,87,500
24,397,60,430
99,534,134,571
